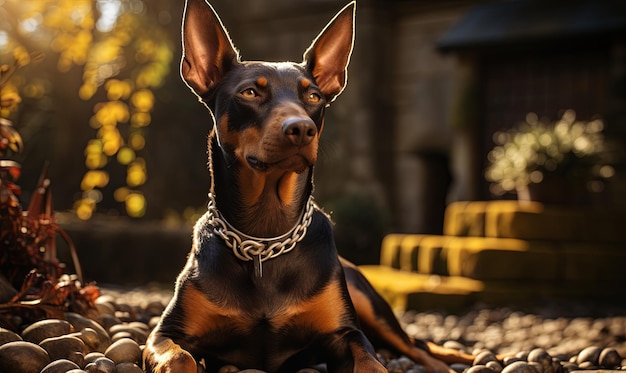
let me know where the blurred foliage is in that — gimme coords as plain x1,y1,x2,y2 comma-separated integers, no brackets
485,110,622,197
0,0,173,219
325,194,390,265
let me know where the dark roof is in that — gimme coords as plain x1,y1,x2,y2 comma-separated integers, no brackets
438,0,626,52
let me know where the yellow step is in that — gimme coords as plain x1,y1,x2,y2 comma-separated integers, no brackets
358,265,484,311
444,200,626,243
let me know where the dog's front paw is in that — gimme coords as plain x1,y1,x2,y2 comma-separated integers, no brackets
143,337,197,373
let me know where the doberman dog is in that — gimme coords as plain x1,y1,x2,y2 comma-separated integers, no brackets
143,0,476,372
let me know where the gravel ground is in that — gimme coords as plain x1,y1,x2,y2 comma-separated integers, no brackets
1,284,624,373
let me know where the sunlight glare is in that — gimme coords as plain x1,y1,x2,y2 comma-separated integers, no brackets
0,31,7,49
20,15,42,33
96,0,122,32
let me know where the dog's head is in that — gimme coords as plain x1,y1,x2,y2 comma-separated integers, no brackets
181,0,355,175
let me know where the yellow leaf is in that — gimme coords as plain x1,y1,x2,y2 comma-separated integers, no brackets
130,89,154,112
117,146,135,165
125,192,146,218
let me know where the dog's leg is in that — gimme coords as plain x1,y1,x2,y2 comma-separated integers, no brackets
143,334,197,373
325,328,388,373
341,258,474,372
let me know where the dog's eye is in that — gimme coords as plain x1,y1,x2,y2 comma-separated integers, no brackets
241,88,258,98
307,92,321,103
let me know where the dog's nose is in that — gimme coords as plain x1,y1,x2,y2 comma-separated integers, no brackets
282,117,317,146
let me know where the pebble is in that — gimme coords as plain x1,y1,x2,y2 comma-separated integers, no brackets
2,287,625,372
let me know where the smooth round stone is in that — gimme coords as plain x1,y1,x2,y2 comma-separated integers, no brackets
501,361,539,373
22,319,73,344
40,359,81,373
576,346,602,365
84,351,106,365
73,327,108,353
474,350,499,366
504,357,524,366
598,347,621,368
104,338,141,364
527,348,553,373
487,361,503,372
109,323,149,344
85,357,116,373
115,362,144,373
65,312,111,351
467,364,497,373
0,327,22,345
0,340,50,373
450,363,471,373
39,334,85,361
528,362,543,373
443,340,467,352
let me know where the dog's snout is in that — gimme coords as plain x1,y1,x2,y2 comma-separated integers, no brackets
282,117,317,146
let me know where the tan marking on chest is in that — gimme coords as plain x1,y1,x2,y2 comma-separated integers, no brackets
271,281,345,333
181,285,252,336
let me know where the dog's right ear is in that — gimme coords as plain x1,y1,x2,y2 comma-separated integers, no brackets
181,0,239,99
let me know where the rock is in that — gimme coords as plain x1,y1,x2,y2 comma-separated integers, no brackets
486,361,503,372
115,362,144,373
84,357,116,373
527,348,553,373
65,312,111,351
515,351,529,361
104,338,141,364
72,327,108,353
576,346,602,365
39,334,86,361
467,364,497,373
40,359,81,373
98,314,122,331
0,327,22,345
0,340,50,373
218,365,240,373
528,362,543,373
21,319,73,344
84,351,106,365
501,361,538,373
474,351,499,366
598,347,621,368
443,340,468,352
109,322,149,344
504,357,524,366
450,363,471,373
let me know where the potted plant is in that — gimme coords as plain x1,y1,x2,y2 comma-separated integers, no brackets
485,110,616,204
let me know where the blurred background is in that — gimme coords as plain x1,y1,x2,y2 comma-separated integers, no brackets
1,0,625,289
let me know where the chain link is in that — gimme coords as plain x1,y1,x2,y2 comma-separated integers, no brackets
206,194,316,267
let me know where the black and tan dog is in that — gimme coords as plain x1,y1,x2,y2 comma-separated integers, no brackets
144,1,475,372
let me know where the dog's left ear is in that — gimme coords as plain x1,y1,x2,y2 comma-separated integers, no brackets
303,2,355,104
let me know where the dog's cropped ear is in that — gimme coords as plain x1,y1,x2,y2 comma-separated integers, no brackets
303,2,355,104
181,0,239,100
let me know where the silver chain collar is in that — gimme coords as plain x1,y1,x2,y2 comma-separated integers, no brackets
206,193,316,277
